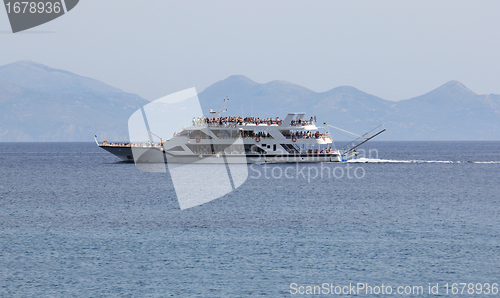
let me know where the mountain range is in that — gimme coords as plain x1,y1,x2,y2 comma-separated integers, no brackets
0,60,499,141
199,76,500,140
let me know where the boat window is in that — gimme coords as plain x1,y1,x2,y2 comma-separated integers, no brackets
187,144,214,154
189,130,212,139
167,146,184,151
279,130,291,138
244,144,266,154
212,129,232,139
241,130,255,138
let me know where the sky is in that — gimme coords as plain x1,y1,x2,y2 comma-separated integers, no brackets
1,0,499,101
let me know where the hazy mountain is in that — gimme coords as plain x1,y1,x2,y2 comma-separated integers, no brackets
0,60,123,94
387,81,500,140
199,75,319,117
0,61,148,142
199,76,500,140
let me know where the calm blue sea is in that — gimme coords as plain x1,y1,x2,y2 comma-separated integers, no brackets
1,141,499,297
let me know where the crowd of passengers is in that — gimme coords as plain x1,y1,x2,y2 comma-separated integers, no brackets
192,116,316,126
308,147,335,154
241,131,272,138
101,141,161,147
289,130,326,139
193,116,282,126
191,148,336,155
290,117,314,126
307,147,333,154
240,130,325,139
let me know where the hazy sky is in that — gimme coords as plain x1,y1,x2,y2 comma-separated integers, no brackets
1,0,499,101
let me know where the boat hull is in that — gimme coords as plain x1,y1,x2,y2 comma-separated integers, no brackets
99,146,342,163
99,146,134,161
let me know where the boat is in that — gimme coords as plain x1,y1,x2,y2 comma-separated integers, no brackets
96,100,385,164
94,98,385,164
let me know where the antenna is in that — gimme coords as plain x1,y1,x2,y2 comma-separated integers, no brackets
209,96,229,118
221,96,229,110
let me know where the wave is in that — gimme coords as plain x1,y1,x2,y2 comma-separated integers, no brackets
347,158,500,164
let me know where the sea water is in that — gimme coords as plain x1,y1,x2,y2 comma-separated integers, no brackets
0,142,499,297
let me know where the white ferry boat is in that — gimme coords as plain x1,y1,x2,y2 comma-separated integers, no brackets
96,106,385,164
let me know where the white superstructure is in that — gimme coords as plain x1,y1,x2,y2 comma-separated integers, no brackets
97,104,385,164
160,112,341,164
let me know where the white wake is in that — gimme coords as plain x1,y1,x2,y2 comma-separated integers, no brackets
347,158,500,164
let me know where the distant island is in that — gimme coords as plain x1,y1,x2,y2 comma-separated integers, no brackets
0,60,499,141
0,60,148,142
